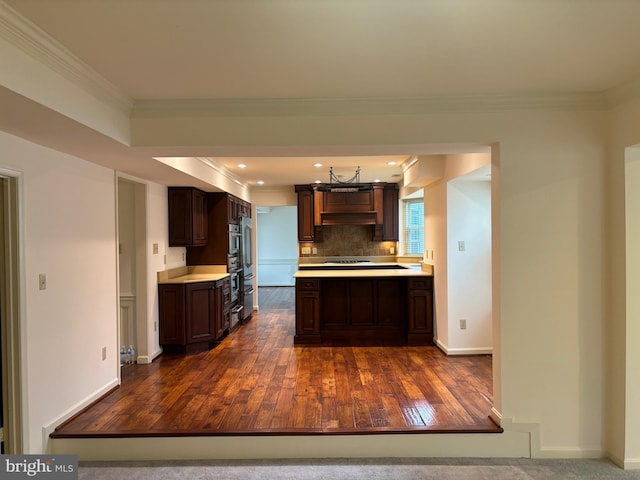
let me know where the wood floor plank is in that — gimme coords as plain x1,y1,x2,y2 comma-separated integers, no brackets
52,287,500,438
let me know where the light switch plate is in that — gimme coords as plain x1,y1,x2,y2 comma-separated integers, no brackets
39,274,46,290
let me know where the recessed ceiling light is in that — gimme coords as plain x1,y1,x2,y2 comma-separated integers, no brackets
257,180,265,185
314,180,322,184
373,179,381,183
387,161,397,166
238,163,247,169
313,163,323,168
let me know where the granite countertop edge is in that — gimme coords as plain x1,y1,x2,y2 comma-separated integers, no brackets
157,265,230,284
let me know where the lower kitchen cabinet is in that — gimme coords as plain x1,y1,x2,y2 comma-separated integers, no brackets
407,277,434,345
159,277,230,353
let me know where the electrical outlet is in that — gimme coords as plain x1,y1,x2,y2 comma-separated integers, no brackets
153,243,159,254
390,246,395,254
301,247,311,254
154,321,157,332
458,241,466,252
460,319,467,330
39,274,47,290
102,346,107,361
312,247,317,254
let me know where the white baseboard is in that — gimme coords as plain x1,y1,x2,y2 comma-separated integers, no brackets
137,348,162,365
42,378,119,453
435,338,492,355
536,446,603,459
623,458,640,470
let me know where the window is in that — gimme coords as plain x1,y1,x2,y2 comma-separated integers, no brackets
403,199,424,255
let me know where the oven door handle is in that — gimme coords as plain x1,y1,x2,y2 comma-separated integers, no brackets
243,273,256,281
245,288,256,295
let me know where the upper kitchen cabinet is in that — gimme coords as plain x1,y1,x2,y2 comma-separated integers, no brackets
168,187,208,247
186,192,252,266
227,194,251,224
296,185,315,242
380,184,399,241
295,183,398,242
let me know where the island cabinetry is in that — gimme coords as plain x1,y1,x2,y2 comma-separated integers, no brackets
159,277,230,353
407,277,434,345
168,187,208,247
318,278,404,342
295,278,321,343
294,275,421,345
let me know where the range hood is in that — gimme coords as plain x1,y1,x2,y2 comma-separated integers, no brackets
295,182,398,241
315,183,373,193
319,211,378,226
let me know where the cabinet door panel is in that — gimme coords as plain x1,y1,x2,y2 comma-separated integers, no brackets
321,280,348,326
158,285,185,344
408,289,433,334
186,283,215,342
376,279,404,325
192,188,208,245
349,279,375,325
297,189,315,241
296,291,320,335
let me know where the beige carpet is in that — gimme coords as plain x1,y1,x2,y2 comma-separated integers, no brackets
78,458,640,479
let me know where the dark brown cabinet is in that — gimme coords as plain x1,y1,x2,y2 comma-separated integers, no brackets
295,186,316,242
295,278,321,342
295,183,398,242
159,277,231,353
168,187,208,247
294,275,431,345
381,184,399,241
407,277,434,345
186,192,251,266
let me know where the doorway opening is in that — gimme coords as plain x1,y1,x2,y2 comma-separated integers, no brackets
117,177,149,367
0,171,23,453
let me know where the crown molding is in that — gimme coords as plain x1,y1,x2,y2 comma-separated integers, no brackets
196,157,246,188
606,75,640,107
133,91,607,119
0,1,132,115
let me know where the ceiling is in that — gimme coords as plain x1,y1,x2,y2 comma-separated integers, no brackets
4,0,640,188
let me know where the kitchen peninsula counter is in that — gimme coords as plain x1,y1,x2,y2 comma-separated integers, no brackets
293,263,434,345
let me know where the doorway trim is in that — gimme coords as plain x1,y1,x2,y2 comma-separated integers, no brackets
0,168,24,453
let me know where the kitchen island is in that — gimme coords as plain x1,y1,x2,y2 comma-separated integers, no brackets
293,263,434,345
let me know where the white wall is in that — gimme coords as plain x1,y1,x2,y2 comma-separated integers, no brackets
423,153,492,354
256,206,297,286
447,179,492,353
0,131,119,453
625,146,640,467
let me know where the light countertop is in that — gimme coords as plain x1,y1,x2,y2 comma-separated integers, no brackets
158,265,229,284
293,262,433,278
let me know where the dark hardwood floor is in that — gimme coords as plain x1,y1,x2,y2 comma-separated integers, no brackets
53,287,499,438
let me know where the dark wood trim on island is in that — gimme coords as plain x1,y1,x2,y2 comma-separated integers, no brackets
294,266,434,346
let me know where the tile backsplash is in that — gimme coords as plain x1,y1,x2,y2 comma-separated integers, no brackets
299,225,397,257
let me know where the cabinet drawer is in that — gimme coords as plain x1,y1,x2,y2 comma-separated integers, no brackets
296,278,320,291
408,277,433,290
